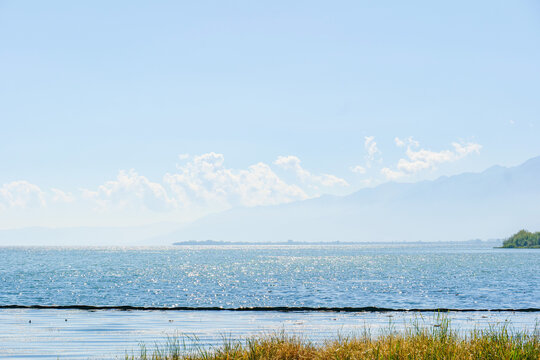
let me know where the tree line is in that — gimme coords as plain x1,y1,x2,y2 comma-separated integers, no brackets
502,229,540,248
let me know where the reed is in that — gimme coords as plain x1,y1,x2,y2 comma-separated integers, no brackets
126,316,540,360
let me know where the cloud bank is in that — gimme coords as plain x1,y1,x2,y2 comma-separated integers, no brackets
0,153,345,216
382,138,482,180
0,181,46,209
165,152,309,208
274,155,349,188
82,169,176,212
0,137,482,228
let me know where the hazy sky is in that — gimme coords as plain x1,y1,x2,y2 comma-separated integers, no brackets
1,1,539,229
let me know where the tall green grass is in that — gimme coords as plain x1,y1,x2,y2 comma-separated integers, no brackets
126,316,540,359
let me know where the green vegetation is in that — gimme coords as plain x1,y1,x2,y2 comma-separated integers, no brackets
126,318,540,360
502,230,540,248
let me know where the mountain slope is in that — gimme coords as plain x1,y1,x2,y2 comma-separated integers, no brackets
159,156,540,243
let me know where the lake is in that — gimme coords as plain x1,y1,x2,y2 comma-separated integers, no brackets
1,243,539,358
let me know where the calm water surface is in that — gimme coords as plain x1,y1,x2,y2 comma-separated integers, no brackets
1,309,538,359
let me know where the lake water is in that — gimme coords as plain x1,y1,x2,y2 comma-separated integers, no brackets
1,244,539,358
2,309,538,359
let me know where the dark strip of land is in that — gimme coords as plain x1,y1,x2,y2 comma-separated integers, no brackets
1,305,539,312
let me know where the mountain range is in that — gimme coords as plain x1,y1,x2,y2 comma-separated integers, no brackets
2,156,539,245
156,156,540,243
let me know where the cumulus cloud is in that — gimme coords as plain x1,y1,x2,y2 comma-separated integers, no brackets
381,138,482,180
0,181,46,209
349,135,381,174
395,136,418,148
165,152,308,208
380,167,406,181
51,188,75,203
82,169,176,211
364,136,381,163
0,153,349,217
394,137,405,147
350,165,366,174
274,155,349,188
397,141,481,173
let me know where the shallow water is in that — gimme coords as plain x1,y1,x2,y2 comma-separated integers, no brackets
1,309,539,359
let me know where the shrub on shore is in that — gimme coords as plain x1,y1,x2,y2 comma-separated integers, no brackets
502,230,540,248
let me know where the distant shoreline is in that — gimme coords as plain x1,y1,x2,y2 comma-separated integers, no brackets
172,239,501,246
172,240,354,246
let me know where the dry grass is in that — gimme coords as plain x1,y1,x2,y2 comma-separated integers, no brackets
126,316,540,360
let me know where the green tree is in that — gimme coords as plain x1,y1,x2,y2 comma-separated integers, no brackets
502,230,540,248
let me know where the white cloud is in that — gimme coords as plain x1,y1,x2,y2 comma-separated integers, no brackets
350,165,366,174
82,169,176,211
381,138,482,180
51,188,75,203
364,136,381,162
452,142,482,158
178,153,190,160
394,136,418,148
274,155,349,188
0,153,318,215
394,137,406,147
380,167,405,181
349,135,381,174
398,141,481,173
0,181,46,209
165,152,308,208
0,153,348,219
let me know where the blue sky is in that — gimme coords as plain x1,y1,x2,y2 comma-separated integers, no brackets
1,0,539,229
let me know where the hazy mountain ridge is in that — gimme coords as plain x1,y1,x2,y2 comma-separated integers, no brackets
157,156,540,243
2,156,539,245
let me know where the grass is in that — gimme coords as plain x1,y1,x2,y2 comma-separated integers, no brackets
126,315,540,360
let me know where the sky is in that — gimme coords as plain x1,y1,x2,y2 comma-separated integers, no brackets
1,0,539,229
